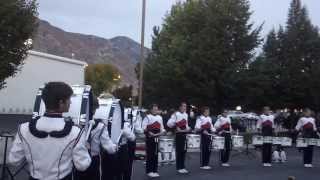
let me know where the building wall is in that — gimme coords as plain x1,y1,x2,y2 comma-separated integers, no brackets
0,51,87,114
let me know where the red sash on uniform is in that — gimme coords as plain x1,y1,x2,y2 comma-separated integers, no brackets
221,123,230,130
147,121,161,134
262,120,273,127
176,119,187,130
303,122,314,130
201,122,211,130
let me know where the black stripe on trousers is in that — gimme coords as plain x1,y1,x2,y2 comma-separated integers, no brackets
146,137,159,173
262,143,272,163
303,145,314,164
220,133,231,163
175,133,187,170
200,134,212,166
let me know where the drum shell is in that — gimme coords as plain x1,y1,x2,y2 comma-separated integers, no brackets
186,134,201,149
159,137,174,153
252,135,263,145
263,136,273,144
232,135,244,148
281,137,292,147
308,138,318,146
272,137,282,145
296,138,308,147
212,136,225,150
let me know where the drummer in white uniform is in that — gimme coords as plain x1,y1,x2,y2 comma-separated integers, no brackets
142,104,166,178
195,106,215,170
214,110,233,167
117,116,136,180
295,108,319,168
167,102,191,174
75,96,117,180
8,82,91,180
257,106,275,167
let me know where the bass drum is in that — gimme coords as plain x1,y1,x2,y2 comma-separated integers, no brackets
95,98,124,144
33,85,93,126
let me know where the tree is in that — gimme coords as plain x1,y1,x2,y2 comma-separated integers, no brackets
0,0,38,89
142,0,262,112
85,64,121,96
259,0,320,110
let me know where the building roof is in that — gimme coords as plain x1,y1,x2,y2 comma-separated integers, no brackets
28,50,88,67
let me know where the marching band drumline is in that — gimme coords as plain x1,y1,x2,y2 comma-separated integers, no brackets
4,82,320,180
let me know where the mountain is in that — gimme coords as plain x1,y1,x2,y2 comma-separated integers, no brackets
32,19,148,91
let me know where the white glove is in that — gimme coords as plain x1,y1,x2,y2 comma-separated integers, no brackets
88,120,95,126
108,144,117,154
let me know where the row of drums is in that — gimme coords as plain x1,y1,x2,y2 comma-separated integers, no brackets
252,136,320,147
158,134,244,153
158,134,320,153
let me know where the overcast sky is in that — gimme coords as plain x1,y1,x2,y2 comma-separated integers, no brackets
37,0,320,48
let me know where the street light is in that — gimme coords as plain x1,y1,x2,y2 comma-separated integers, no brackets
138,0,146,109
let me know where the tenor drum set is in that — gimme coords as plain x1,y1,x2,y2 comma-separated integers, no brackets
296,138,320,147
252,135,293,147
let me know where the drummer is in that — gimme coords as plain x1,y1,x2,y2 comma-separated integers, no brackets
75,96,117,180
295,108,319,168
142,104,166,178
257,106,275,167
8,82,92,180
117,108,136,180
167,102,191,174
214,110,232,167
195,106,216,170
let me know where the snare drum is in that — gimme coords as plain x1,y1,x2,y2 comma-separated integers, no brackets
281,137,292,147
263,136,273,144
252,135,263,145
159,137,174,153
187,134,201,149
212,136,225,150
317,139,320,147
272,137,282,145
296,138,308,147
308,138,318,146
232,135,244,148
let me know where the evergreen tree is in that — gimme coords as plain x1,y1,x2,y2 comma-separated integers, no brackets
260,0,320,110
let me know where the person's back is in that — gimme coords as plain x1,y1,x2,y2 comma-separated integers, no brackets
8,82,91,180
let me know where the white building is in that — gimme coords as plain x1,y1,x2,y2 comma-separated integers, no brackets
0,50,87,115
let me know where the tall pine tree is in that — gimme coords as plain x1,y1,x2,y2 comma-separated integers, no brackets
260,0,320,110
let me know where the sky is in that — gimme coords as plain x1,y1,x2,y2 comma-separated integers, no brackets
37,0,320,48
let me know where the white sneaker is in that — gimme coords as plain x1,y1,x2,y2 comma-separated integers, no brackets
221,163,230,167
177,169,189,174
304,164,313,168
153,172,160,177
200,166,212,170
147,173,156,178
263,163,272,167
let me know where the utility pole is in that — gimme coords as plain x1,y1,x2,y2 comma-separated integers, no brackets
138,0,146,109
